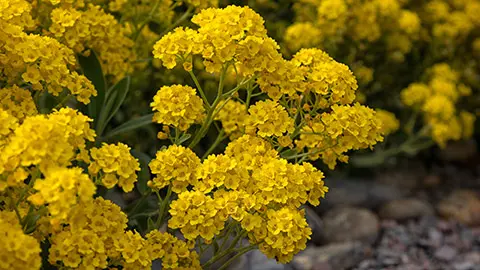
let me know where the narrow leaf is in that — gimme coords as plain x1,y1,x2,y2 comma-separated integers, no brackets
96,76,131,137
102,113,154,140
78,51,106,120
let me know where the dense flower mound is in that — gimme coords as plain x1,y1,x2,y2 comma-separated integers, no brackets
3,0,470,269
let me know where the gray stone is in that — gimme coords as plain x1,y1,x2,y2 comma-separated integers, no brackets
291,242,367,270
322,207,379,244
434,245,458,261
378,198,434,220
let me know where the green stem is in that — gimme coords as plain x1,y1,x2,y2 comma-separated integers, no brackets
133,0,164,41
202,130,226,159
188,65,228,148
189,70,210,109
127,192,151,217
202,230,247,269
159,7,194,37
155,185,172,228
217,245,257,270
54,94,72,110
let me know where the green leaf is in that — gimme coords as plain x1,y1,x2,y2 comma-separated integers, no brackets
279,149,298,159
147,217,156,232
131,150,152,196
102,113,154,140
96,76,131,137
176,133,191,145
78,51,106,120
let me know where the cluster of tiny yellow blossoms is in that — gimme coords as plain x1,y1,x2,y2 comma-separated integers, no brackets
48,197,147,269
296,103,384,169
0,109,18,149
0,85,37,121
28,167,96,226
214,100,248,138
284,22,322,52
151,85,206,131
290,48,358,107
149,145,201,192
162,134,328,261
252,207,311,263
146,230,201,269
245,100,294,137
0,0,97,104
287,0,421,56
88,143,140,192
48,4,135,80
0,108,95,189
401,63,476,147
375,109,400,136
153,6,269,74
0,211,41,270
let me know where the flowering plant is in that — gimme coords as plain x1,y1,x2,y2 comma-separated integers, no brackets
0,1,387,269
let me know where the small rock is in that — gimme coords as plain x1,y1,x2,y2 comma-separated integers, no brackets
434,245,458,261
291,242,367,270
453,262,474,270
437,190,480,226
322,207,379,244
463,251,480,265
229,249,290,270
379,198,434,220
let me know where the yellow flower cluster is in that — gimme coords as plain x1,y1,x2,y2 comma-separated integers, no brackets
146,230,201,269
48,4,135,80
0,0,97,104
28,167,96,226
165,134,328,261
48,197,146,269
0,85,37,121
401,63,476,147
0,211,41,270
153,6,269,74
214,100,247,138
245,100,294,137
376,109,400,136
297,103,384,169
291,48,358,106
0,109,18,148
287,0,424,63
151,85,206,131
252,207,311,263
0,108,95,189
88,143,140,192
149,145,201,192
169,190,227,241
284,22,322,52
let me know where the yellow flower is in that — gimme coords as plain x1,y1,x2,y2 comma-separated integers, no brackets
0,211,41,270
149,145,200,192
245,100,294,137
376,109,400,136
89,143,140,192
151,85,205,131
28,167,96,225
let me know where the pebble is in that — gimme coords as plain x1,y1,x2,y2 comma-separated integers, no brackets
379,198,434,220
291,242,367,270
434,245,458,261
437,189,480,226
321,207,379,244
